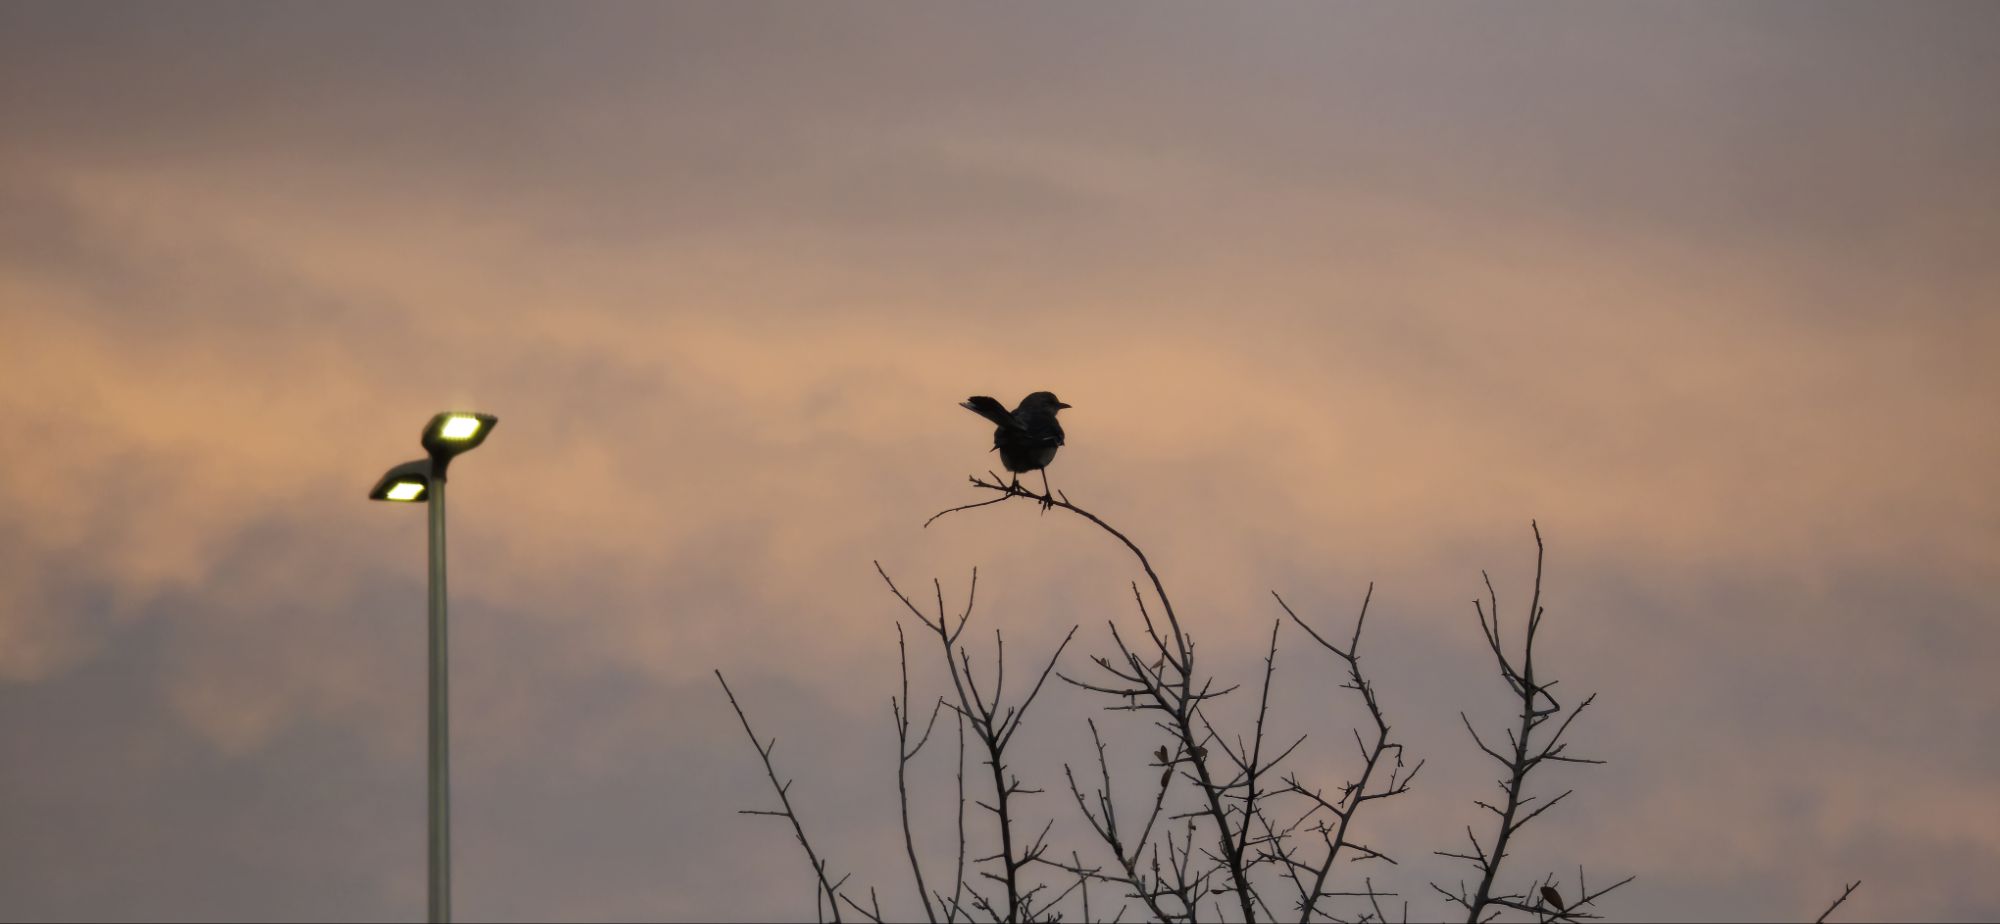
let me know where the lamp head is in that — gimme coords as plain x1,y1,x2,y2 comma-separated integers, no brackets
368,458,434,503
420,411,498,478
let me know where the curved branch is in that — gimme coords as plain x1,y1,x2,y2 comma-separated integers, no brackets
928,475,1189,656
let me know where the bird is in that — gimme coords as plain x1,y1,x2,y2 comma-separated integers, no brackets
960,391,1071,499
1540,886,1566,912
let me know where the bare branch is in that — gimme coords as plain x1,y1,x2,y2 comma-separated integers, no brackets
716,670,847,922
894,623,943,923
1434,523,1629,923
1816,881,1862,924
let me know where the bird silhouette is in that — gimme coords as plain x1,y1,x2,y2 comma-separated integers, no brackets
961,391,1071,500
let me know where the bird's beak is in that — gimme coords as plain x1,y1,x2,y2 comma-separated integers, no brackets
1057,402,1073,410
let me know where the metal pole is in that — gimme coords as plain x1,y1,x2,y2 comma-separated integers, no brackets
427,477,451,924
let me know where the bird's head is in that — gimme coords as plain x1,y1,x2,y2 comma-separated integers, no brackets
1023,391,1072,413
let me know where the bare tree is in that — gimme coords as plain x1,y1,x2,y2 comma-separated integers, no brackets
720,476,1856,923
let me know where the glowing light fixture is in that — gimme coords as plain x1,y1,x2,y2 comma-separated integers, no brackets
365,410,498,924
439,415,482,440
368,459,433,503
421,411,497,472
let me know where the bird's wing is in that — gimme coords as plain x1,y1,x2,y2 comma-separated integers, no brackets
960,396,1022,429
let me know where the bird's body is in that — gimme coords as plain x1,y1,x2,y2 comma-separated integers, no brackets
961,392,1071,490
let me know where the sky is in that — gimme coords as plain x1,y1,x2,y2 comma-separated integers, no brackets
2,2,1997,921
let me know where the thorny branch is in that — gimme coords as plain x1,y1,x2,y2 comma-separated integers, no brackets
894,623,949,922
878,561,1077,923
1050,718,1186,922
716,670,851,923
931,473,1260,921
1268,584,1424,923
1815,880,1861,923
1430,523,1631,923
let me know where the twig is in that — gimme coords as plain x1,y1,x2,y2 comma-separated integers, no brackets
894,623,948,922
1815,880,1861,923
716,670,847,922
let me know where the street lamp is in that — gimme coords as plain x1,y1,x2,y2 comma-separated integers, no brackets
369,411,498,924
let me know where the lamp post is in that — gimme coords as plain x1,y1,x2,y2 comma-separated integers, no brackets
369,411,498,924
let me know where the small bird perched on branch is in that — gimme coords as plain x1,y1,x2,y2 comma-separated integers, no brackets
960,391,1071,497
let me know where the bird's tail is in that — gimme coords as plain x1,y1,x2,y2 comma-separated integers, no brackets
960,395,1021,429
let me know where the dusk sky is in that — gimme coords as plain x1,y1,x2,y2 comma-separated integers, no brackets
3,3,1996,921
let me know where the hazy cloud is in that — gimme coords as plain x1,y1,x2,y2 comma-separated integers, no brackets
2,3,1995,921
